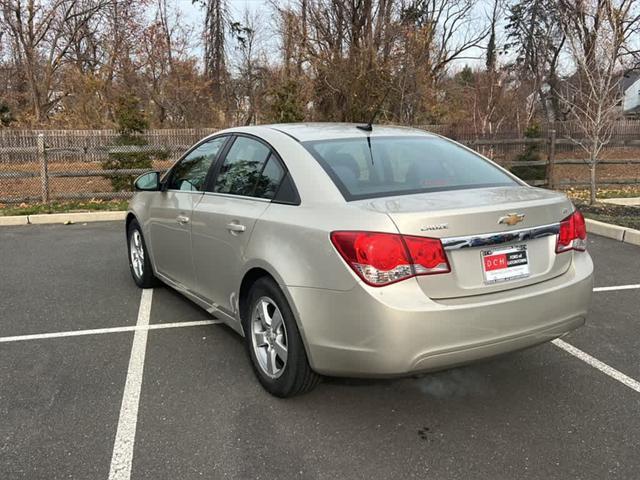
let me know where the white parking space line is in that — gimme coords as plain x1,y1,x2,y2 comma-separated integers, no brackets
108,288,153,480
0,320,221,343
552,339,640,394
107,288,154,480
593,284,640,292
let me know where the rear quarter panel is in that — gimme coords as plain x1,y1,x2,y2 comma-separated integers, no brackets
244,202,399,291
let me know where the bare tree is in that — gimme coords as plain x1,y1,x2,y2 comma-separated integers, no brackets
400,0,491,83
471,0,511,139
140,0,189,125
230,9,267,125
393,0,490,123
0,0,110,123
557,0,640,204
299,0,399,121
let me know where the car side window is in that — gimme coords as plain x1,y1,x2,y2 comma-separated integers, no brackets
168,136,227,192
254,154,285,199
213,137,284,199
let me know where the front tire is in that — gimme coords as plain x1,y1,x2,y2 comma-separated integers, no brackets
127,219,158,288
244,277,320,397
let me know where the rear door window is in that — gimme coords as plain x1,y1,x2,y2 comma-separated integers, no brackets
304,136,518,200
213,136,286,199
254,154,285,199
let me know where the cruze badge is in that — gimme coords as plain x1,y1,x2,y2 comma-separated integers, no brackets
420,223,449,231
498,213,525,226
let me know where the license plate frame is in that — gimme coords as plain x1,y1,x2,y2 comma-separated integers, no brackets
481,244,530,284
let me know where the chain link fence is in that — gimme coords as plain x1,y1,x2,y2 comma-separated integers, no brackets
0,128,217,204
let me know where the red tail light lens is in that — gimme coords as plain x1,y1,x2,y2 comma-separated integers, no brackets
403,235,450,273
556,210,587,253
330,231,450,286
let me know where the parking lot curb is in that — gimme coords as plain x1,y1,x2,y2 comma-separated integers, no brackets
27,211,127,224
0,215,29,226
586,219,640,247
625,228,640,247
0,211,127,226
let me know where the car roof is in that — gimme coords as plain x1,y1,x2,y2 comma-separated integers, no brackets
261,122,436,142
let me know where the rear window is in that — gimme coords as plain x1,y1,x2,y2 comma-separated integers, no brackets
303,136,518,200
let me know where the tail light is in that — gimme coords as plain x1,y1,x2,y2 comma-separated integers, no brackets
556,210,587,253
330,231,450,286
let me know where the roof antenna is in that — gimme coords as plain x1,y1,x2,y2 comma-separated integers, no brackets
357,86,392,165
356,87,391,132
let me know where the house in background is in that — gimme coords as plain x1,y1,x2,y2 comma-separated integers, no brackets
622,71,640,116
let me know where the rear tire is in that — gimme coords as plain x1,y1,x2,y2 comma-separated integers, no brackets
243,277,320,397
127,219,158,288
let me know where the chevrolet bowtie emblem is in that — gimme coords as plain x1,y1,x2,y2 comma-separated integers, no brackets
498,213,525,226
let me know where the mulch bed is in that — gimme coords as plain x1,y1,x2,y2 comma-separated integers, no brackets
577,202,640,230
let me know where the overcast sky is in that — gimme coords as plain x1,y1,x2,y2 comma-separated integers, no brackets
179,0,272,24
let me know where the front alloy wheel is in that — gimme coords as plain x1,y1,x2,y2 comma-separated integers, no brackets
127,219,158,288
129,229,145,280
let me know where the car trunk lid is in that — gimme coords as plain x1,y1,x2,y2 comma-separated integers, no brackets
355,186,575,299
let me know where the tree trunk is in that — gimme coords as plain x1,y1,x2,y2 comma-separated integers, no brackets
589,162,597,205
27,75,43,124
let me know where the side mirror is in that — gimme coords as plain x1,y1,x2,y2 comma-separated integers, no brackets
134,171,160,191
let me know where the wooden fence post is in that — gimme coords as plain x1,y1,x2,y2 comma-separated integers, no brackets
37,133,49,203
547,129,557,189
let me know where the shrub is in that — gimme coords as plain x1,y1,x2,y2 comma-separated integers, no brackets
510,123,546,181
0,102,15,126
102,96,167,191
267,79,305,123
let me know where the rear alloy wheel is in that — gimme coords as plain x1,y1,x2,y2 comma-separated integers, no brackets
127,220,158,288
244,277,320,397
251,297,289,378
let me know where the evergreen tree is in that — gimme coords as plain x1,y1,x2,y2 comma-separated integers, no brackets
505,0,565,122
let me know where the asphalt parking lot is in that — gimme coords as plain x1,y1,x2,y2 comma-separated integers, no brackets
1,221,639,480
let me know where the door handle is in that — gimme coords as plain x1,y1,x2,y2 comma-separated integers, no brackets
226,222,246,233
176,215,190,225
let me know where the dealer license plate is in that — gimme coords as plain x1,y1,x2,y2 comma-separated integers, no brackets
481,245,529,284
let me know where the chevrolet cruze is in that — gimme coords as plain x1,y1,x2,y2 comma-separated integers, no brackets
126,123,593,397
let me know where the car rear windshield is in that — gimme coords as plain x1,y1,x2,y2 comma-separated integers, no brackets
303,136,519,200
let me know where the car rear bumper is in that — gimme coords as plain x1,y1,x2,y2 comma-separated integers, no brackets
287,252,593,377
